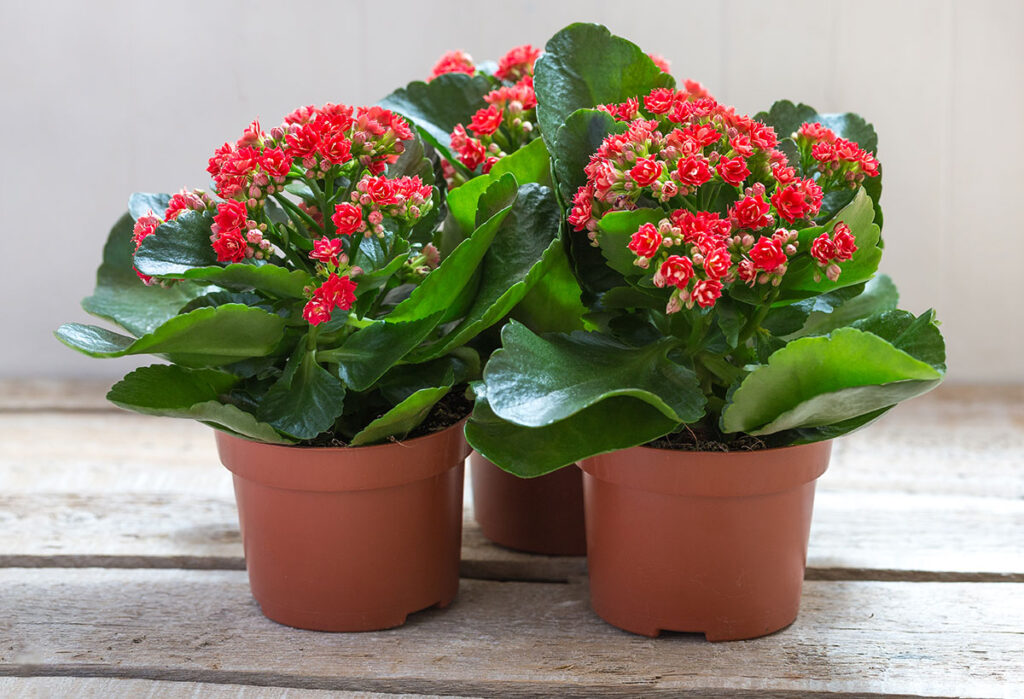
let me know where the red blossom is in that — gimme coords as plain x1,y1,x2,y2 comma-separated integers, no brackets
691,278,723,308
676,155,712,187
749,236,787,272
310,237,345,266
331,203,363,235
702,247,732,280
630,158,663,187
832,222,857,261
648,53,671,73
716,156,750,186
469,105,504,136
730,194,772,230
628,223,663,259
303,273,358,325
643,88,676,114
213,200,248,233
655,255,695,289
429,50,475,81
212,228,248,263
495,44,541,82
810,233,837,264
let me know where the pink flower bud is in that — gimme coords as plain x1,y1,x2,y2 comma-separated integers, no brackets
826,263,841,282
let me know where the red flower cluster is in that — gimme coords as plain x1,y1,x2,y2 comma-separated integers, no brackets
810,222,858,282
209,199,273,264
349,174,433,238
303,273,358,325
450,74,539,174
797,122,880,187
495,44,542,82
569,85,872,313
429,50,475,81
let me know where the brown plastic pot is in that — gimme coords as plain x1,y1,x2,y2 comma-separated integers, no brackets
215,420,470,632
579,440,831,641
469,452,587,556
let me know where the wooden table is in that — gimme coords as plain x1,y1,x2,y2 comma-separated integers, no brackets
1,381,1021,698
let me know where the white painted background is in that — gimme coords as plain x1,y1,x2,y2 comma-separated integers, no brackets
1,0,1019,381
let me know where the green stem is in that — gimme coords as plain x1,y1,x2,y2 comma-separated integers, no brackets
736,287,780,347
273,194,321,237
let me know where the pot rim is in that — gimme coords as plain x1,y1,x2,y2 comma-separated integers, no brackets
578,439,832,498
215,417,470,493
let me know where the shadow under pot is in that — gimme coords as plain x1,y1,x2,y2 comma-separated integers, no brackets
215,420,470,632
578,440,831,641
470,452,587,556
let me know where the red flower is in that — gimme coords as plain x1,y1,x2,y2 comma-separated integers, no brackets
469,105,503,136
259,148,291,178
495,44,541,82
749,236,787,272
212,228,248,263
450,124,486,170
630,158,663,187
730,134,753,157
648,53,671,73
692,278,723,308
329,203,362,237
310,237,345,266
429,50,475,81
730,194,772,230
810,232,837,264
832,223,857,261
655,255,694,289
811,141,837,163
364,177,397,206
320,134,352,165
304,273,358,324
676,155,712,187
716,156,749,186
703,247,732,280
772,178,824,223
680,124,721,148
132,213,160,248
285,123,320,160
628,222,663,259
643,88,676,114
213,200,248,233
567,185,594,232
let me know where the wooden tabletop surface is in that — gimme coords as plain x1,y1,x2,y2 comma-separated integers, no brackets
1,380,1021,698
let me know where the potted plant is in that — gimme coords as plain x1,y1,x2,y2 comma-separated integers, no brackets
379,45,593,555
56,100,559,631
466,23,946,641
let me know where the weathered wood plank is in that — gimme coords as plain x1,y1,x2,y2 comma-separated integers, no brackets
0,379,116,412
0,677,456,698
1,489,1020,582
1,569,1020,697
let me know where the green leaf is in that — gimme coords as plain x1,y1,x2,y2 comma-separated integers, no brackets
321,312,445,392
128,192,171,220
483,321,705,427
596,208,664,277
853,309,946,371
785,405,894,445
410,183,562,361
133,209,219,276
387,174,518,324
81,213,214,337
721,327,944,436
512,243,589,332
489,138,552,188
107,364,291,444
350,385,453,446
466,391,679,478
377,72,493,164
534,23,674,151
387,131,435,184
779,188,882,299
258,348,346,440
55,304,286,367
796,274,899,337
172,263,313,299
552,109,626,203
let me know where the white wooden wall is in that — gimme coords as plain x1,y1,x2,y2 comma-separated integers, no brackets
1,0,1019,381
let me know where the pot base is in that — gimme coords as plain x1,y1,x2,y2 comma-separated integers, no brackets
257,592,457,632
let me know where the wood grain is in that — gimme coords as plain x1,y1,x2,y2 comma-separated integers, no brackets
0,677,456,698
1,569,1021,697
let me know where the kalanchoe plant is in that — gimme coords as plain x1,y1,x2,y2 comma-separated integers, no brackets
464,23,946,476
57,100,558,446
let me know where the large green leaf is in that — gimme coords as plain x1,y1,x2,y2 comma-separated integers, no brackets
55,304,286,367
511,243,588,333
466,390,679,478
107,364,291,444
170,263,313,299
483,321,705,427
387,174,518,324
258,348,346,440
319,312,445,392
753,101,818,141
779,188,882,299
795,274,899,337
133,209,219,276
350,385,453,446
551,109,626,203
721,327,944,435
534,23,674,150
376,350,477,405
82,213,214,337
410,183,562,361
377,72,493,164
853,309,946,371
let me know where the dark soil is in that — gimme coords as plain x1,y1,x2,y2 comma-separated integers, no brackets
302,388,473,448
645,425,768,452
